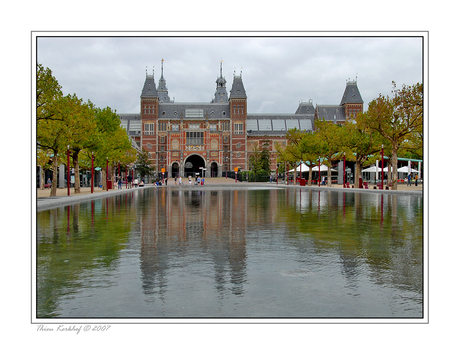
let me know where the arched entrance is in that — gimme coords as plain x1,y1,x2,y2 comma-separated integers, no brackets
184,154,205,178
211,162,218,177
172,162,179,178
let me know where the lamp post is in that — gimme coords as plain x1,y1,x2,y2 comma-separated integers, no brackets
381,144,384,190
343,153,346,188
91,153,95,193
67,145,70,196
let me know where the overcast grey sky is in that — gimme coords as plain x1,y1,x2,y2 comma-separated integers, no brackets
36,35,423,115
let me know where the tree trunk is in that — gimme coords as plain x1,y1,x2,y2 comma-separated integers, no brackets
308,166,313,186
391,146,399,190
327,167,332,187
102,169,107,190
50,153,58,197
40,167,45,190
355,162,362,188
72,151,80,193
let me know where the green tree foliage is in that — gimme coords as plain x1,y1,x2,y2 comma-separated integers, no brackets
36,64,63,121
36,64,138,194
360,82,423,190
249,140,271,181
314,119,344,186
135,148,156,179
298,131,324,186
343,113,388,183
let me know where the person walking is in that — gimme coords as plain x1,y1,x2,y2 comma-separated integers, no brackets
179,176,182,185
407,173,412,186
127,174,132,189
175,176,177,185
118,175,122,189
415,174,418,186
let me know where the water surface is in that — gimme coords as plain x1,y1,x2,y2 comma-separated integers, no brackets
36,188,423,318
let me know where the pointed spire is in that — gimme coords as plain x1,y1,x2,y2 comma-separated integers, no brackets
157,59,171,102
213,61,228,103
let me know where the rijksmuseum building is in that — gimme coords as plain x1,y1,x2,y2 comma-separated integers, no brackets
119,61,364,178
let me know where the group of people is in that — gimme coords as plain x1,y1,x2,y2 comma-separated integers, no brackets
115,174,144,189
407,173,419,187
172,175,205,186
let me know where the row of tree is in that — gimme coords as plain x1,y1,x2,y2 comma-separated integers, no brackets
37,64,139,196
275,82,423,190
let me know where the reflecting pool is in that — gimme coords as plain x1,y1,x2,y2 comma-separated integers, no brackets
36,187,423,318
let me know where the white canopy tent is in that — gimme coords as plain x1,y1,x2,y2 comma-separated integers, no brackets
397,166,419,173
289,163,309,172
362,166,382,173
312,165,337,172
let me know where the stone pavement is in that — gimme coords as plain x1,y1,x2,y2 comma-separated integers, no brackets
36,177,423,211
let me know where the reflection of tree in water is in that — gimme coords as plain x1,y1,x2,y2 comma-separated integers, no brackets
36,196,134,317
284,189,423,301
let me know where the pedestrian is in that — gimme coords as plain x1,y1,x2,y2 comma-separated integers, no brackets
407,173,412,186
415,174,418,186
179,176,182,185
188,176,192,186
165,177,168,186
175,176,177,185
127,174,132,189
118,175,122,189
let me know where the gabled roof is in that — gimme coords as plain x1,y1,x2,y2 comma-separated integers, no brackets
316,105,346,122
340,80,363,105
141,74,158,98
229,75,247,99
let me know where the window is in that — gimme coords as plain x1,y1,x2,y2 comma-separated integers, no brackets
234,123,243,134
186,132,204,146
172,123,179,131
160,136,165,143
144,123,154,135
159,122,167,131
222,121,230,131
210,123,217,131
185,109,203,118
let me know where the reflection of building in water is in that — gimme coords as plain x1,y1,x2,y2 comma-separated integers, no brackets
139,189,248,298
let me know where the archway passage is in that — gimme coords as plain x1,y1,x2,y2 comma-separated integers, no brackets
172,162,179,178
184,155,205,178
211,162,218,177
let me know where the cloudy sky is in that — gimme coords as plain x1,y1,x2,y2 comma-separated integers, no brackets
36,34,423,115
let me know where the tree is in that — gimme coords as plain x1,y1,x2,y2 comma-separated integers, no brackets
249,140,271,181
36,64,66,196
62,95,97,193
36,64,63,121
36,148,53,189
361,82,423,190
135,149,156,180
298,131,324,186
284,128,305,184
37,96,68,196
314,119,344,187
343,113,387,185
